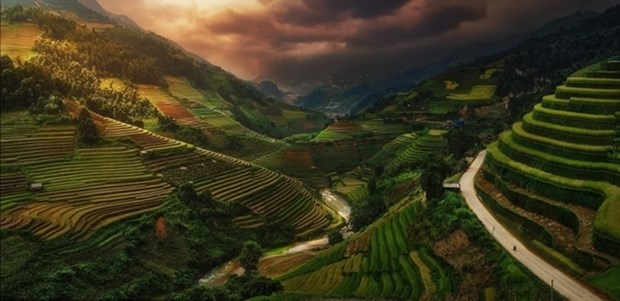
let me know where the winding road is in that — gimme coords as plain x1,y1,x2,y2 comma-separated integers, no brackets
459,150,605,301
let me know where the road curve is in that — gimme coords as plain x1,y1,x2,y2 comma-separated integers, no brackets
459,150,605,301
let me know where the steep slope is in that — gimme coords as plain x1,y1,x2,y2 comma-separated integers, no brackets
366,5,619,122
271,190,554,300
295,9,604,116
0,104,333,239
0,3,328,140
0,6,336,299
477,59,619,295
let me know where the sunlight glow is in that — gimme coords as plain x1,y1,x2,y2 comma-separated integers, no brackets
148,0,262,12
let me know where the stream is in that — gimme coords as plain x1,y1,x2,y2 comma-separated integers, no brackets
199,189,351,287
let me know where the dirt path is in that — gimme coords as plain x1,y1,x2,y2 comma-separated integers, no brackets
459,151,606,301
199,189,352,286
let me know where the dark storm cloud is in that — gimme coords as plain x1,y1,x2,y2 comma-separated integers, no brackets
302,0,410,19
98,0,620,85
349,1,487,47
265,0,410,26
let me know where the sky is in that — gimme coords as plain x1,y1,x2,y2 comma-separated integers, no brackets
97,0,618,89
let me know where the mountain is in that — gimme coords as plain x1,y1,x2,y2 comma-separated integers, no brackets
1,0,108,22
361,4,619,121
527,10,599,38
296,9,604,116
2,2,619,301
254,80,286,99
1,0,330,140
77,0,141,29
0,4,337,300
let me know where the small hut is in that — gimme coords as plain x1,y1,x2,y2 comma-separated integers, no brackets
29,183,44,191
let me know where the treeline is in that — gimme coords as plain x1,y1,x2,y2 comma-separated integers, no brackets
0,55,58,113
1,7,157,124
3,5,77,39
473,4,620,121
70,27,207,87
2,5,289,136
31,39,156,122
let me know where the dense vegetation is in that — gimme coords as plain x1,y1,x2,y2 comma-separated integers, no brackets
473,5,620,122
0,191,282,300
478,59,620,298
1,2,619,301
1,4,329,139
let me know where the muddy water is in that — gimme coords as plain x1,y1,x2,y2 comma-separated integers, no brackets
320,188,351,222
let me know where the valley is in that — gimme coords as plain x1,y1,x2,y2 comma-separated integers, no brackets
1,1,619,301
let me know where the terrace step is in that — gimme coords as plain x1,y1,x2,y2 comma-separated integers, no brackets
503,127,620,186
541,95,620,115
555,85,620,100
584,70,620,79
601,61,620,71
512,123,612,162
477,173,574,251
532,104,615,130
480,169,618,267
522,113,615,146
485,143,620,254
565,76,620,89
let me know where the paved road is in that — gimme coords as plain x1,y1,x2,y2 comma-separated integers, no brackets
459,150,605,301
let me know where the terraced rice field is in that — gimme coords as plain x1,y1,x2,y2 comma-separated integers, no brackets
368,132,418,165
0,120,174,240
92,113,331,235
165,76,230,110
138,84,195,120
1,109,332,240
3,149,173,240
279,197,447,299
137,77,289,160
447,85,497,101
1,123,76,167
173,97,286,159
189,165,329,234
384,130,446,171
332,166,374,205
0,21,41,60
358,119,410,136
479,59,620,267
313,121,372,142
255,149,316,172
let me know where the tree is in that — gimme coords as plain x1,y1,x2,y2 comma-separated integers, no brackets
77,108,98,145
420,154,450,202
350,194,386,231
238,241,262,275
4,5,28,23
328,231,344,245
178,183,201,208
446,128,478,160
257,221,295,248
367,178,378,194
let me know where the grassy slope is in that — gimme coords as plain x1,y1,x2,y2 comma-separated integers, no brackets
0,107,336,298
266,191,554,300
479,59,620,298
0,20,41,60
374,62,502,118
